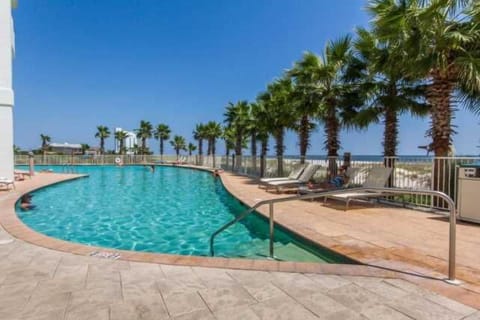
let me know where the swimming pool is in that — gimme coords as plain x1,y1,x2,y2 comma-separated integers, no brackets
16,165,350,263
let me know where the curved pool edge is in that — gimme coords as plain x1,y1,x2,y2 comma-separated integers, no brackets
0,168,395,278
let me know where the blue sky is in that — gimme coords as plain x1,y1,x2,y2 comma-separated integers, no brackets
12,0,479,155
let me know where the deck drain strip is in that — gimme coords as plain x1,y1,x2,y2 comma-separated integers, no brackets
89,251,121,260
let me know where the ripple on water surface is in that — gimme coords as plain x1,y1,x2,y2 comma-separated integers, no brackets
16,166,347,263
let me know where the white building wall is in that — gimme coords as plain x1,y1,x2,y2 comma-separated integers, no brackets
0,1,15,180
115,128,137,154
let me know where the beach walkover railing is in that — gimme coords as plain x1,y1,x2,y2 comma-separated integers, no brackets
14,154,480,210
209,187,460,284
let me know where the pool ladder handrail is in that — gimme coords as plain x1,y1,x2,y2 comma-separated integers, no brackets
209,187,460,284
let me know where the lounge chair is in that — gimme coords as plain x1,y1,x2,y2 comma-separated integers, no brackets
298,167,361,195
0,177,15,190
259,164,306,184
264,164,320,192
14,170,32,180
323,166,393,210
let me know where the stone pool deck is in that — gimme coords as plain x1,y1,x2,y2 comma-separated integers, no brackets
0,171,478,319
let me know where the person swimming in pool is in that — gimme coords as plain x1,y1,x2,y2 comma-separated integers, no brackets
20,194,35,211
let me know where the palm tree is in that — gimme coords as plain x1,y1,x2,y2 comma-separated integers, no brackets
251,102,270,177
257,76,296,176
114,130,128,155
313,35,361,174
368,0,480,202
223,125,236,169
205,121,223,167
170,135,187,159
193,123,208,165
351,27,430,159
224,101,250,171
247,103,260,173
135,120,153,158
95,126,110,155
40,134,51,163
40,134,51,150
154,124,171,161
187,142,197,156
13,145,21,155
80,144,90,155
288,53,321,164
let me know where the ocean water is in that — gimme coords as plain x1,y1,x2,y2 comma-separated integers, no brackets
15,165,349,263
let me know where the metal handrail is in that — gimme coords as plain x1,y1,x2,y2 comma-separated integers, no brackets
209,186,459,284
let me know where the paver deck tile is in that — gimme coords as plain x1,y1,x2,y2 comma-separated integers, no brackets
198,285,257,312
250,295,319,320
163,292,208,317
172,309,215,320
213,305,261,320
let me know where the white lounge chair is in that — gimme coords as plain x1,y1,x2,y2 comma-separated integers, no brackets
259,164,306,184
265,164,320,192
298,167,361,196
324,167,393,210
0,177,15,190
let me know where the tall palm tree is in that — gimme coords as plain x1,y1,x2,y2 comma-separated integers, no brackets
223,125,236,169
224,101,250,171
313,35,361,174
257,76,296,176
368,0,480,156
187,143,197,156
95,126,110,155
135,120,153,157
288,53,321,164
351,27,430,158
114,130,128,155
80,144,90,155
170,135,187,159
40,134,51,150
252,101,270,177
368,0,480,201
247,103,260,173
13,145,21,155
154,124,171,161
193,123,208,165
205,121,223,167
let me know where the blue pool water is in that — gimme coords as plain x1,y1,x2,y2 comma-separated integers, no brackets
16,165,350,263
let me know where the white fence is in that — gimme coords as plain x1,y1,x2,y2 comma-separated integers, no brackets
15,154,480,210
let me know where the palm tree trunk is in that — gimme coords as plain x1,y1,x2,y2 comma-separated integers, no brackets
383,103,399,188
225,146,230,169
274,128,284,177
383,107,398,157
234,132,242,172
428,70,455,207
325,103,339,177
260,138,268,178
160,139,164,161
212,139,216,168
207,140,212,156
251,131,257,175
299,115,310,164
142,138,147,161
198,139,203,165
